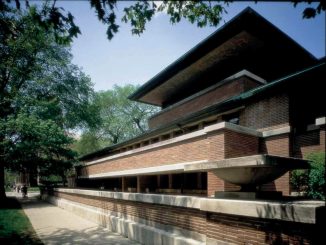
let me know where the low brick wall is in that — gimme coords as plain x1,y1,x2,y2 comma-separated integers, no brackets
43,188,325,245
206,213,315,245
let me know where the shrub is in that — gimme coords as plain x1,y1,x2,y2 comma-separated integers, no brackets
291,169,308,193
306,152,325,200
291,152,325,200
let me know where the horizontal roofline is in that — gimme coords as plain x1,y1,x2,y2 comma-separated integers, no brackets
80,62,324,161
128,7,317,105
148,69,265,121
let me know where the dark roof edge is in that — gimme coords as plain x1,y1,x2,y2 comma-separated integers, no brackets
127,7,254,103
128,7,317,104
80,62,325,162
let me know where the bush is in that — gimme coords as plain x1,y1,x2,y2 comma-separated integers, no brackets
291,169,308,193
291,152,325,200
306,152,325,200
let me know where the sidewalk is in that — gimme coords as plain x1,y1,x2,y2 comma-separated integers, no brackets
8,192,140,245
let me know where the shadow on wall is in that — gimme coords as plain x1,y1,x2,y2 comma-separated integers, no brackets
255,202,325,245
75,165,89,188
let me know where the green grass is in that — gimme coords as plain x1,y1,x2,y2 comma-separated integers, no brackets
0,198,43,245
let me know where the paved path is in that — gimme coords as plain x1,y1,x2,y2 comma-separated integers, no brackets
7,192,139,245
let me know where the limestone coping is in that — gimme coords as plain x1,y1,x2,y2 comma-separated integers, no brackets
184,154,308,172
54,188,201,209
83,160,211,179
54,188,324,224
316,117,326,126
261,126,290,137
200,198,324,224
85,122,261,166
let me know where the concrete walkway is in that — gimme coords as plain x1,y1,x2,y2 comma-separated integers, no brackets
7,192,140,245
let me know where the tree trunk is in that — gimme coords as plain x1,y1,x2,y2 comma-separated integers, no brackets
0,163,6,199
134,118,145,133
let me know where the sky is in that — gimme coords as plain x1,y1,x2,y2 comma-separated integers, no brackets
57,1,325,92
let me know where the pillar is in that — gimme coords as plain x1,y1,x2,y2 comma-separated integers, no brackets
168,174,173,189
122,177,126,192
197,173,202,189
137,176,141,193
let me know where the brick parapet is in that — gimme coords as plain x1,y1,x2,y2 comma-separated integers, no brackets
82,122,260,176
44,189,325,245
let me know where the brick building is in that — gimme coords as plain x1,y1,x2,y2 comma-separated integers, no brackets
43,8,325,244
76,8,324,197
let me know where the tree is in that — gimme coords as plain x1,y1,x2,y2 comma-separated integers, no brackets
1,1,324,42
0,6,95,198
74,84,158,156
1,113,76,185
73,130,106,156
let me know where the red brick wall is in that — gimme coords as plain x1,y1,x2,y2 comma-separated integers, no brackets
52,191,319,244
224,130,259,158
259,134,290,195
206,213,316,245
82,129,262,196
206,131,225,161
260,173,290,195
207,172,225,197
84,135,212,176
149,77,260,129
293,127,325,158
207,130,259,196
54,192,207,235
260,134,290,157
83,129,261,196
240,93,289,131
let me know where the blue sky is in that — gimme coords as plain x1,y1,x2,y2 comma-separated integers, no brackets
58,1,325,91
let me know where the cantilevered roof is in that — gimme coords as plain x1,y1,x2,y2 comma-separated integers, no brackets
129,7,317,107
81,61,325,162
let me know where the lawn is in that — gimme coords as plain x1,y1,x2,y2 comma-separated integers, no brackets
0,197,43,245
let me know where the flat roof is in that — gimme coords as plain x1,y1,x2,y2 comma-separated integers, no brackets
129,7,317,107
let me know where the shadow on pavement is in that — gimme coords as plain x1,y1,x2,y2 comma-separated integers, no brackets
11,192,140,245
39,227,139,245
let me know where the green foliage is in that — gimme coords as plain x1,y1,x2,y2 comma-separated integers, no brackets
0,0,80,44
4,170,17,187
1,113,76,176
0,5,95,196
291,152,325,200
306,152,325,200
290,169,308,193
74,84,158,156
72,131,107,156
122,1,227,36
2,1,324,41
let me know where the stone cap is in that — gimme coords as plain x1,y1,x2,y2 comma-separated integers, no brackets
200,198,325,224
53,188,324,224
184,154,309,172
